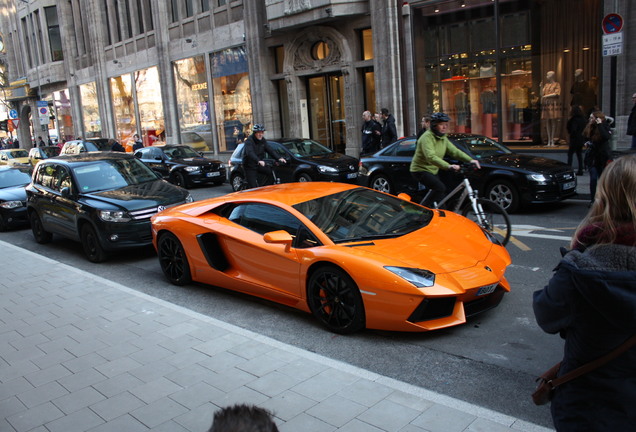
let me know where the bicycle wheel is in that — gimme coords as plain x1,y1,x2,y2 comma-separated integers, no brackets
461,198,511,246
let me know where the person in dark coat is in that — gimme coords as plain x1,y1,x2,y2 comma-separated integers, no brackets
380,108,397,148
533,154,636,432
242,124,285,189
583,111,612,203
566,105,586,175
361,111,381,155
132,134,144,151
627,92,636,150
416,115,431,140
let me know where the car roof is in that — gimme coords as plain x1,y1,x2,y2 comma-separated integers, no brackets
43,152,135,164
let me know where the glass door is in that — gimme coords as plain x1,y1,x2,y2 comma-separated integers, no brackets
307,74,346,153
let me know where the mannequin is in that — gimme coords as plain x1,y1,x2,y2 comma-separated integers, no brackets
570,68,589,108
541,71,561,146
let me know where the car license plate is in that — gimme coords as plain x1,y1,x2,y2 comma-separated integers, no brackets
476,284,497,296
347,172,358,179
206,172,221,177
562,181,575,190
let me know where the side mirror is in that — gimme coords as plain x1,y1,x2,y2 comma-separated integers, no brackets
60,187,72,198
397,192,413,202
263,230,293,252
154,155,163,161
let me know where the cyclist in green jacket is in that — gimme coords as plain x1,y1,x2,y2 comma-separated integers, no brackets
410,112,480,207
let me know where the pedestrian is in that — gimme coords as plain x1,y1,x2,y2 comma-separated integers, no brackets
380,108,397,147
533,153,636,432
566,105,586,175
207,404,279,432
583,110,612,203
132,134,143,151
361,111,381,155
37,136,45,147
13,138,19,148
416,114,431,140
109,139,125,152
627,92,636,150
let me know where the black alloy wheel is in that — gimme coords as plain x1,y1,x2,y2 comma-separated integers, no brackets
157,232,192,286
486,179,519,213
307,265,365,334
81,224,107,263
297,173,312,182
29,211,53,243
173,172,189,189
231,172,246,191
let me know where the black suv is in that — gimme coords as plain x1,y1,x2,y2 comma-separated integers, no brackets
26,152,193,262
134,145,226,188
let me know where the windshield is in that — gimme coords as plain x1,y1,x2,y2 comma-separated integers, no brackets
164,146,199,159
6,150,29,158
452,136,512,158
0,169,31,188
42,147,61,157
293,188,433,243
281,139,332,157
73,158,159,193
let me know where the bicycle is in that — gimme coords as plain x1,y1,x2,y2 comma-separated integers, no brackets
417,163,512,246
231,159,284,191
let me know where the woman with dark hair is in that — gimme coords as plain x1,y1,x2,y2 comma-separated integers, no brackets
583,110,612,203
533,154,636,431
566,105,586,175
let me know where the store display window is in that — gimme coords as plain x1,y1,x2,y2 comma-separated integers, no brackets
110,73,136,146
210,46,252,152
413,0,600,145
135,66,165,146
173,56,212,151
52,90,74,143
79,82,101,139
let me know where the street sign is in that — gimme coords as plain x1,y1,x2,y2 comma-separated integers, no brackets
602,32,623,56
9,109,18,119
37,101,49,125
10,119,19,128
602,13,623,34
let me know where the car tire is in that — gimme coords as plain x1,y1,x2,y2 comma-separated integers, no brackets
231,172,246,191
307,265,365,334
81,224,107,263
29,211,53,244
172,172,189,189
486,179,519,213
370,173,393,194
297,173,312,182
157,232,192,286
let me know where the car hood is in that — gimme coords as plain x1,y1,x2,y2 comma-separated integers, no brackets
0,185,27,201
485,154,571,173
82,180,188,210
302,153,358,167
345,214,495,274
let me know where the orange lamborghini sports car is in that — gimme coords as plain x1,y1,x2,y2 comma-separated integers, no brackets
151,182,511,334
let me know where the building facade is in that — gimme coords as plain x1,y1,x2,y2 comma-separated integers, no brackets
0,0,634,157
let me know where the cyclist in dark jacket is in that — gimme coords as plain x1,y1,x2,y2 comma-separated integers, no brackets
243,124,285,188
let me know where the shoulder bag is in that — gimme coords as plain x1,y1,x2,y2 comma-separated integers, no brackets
532,334,636,405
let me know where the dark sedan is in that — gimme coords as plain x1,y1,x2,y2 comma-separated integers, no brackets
134,145,226,188
228,138,359,191
26,152,193,262
358,134,577,213
0,166,32,231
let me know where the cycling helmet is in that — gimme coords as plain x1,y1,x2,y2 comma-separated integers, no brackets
252,124,266,132
430,112,451,123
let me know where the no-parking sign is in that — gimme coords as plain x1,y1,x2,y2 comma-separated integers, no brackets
602,13,623,34
37,100,49,124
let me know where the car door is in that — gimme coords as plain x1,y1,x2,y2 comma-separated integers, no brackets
46,165,81,239
222,203,304,298
388,138,417,191
137,147,169,178
266,142,295,183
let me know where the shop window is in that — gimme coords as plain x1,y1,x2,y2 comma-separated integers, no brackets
80,83,101,139
211,47,252,152
362,68,375,113
173,56,212,150
110,74,136,145
360,28,373,60
53,90,75,143
135,67,165,146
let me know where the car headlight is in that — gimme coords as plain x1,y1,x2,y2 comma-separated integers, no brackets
183,166,200,173
317,165,338,173
98,210,131,222
185,194,194,203
0,200,24,209
219,163,226,169
527,174,548,183
385,266,435,287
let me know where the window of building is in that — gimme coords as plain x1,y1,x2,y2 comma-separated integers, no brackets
110,74,135,145
274,46,284,74
360,28,373,60
211,47,252,152
185,0,194,17
311,41,329,61
79,82,102,138
52,90,74,142
171,0,180,22
135,67,165,146
124,0,133,39
362,68,375,113
173,56,212,149
201,0,210,12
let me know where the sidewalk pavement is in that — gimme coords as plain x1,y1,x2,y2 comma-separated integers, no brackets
0,241,553,432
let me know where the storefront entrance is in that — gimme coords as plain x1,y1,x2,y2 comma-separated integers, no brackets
307,74,346,154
